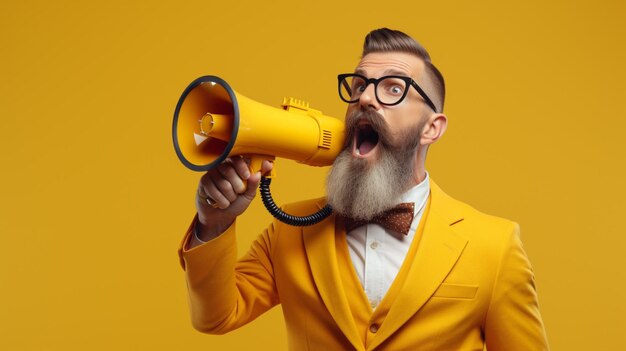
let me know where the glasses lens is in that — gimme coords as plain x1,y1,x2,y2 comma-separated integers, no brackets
376,77,408,105
339,75,366,102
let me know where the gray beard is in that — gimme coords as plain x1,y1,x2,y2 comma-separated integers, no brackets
326,112,422,221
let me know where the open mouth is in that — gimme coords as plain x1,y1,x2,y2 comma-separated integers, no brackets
354,122,380,157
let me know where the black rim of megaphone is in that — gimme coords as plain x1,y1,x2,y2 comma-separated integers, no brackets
172,75,240,172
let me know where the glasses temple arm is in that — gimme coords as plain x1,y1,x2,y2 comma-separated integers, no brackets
411,81,438,113
341,79,352,96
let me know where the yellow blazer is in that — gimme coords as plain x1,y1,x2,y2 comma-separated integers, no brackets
179,180,549,350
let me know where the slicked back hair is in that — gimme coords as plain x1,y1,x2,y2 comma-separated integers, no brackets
362,28,445,113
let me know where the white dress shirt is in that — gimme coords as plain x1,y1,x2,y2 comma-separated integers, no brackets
345,172,431,309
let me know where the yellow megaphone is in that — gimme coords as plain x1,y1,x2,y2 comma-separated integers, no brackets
172,76,345,225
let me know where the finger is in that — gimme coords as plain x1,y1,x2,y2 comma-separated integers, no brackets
260,160,274,175
209,171,238,202
243,171,262,200
217,163,246,194
201,178,231,209
231,156,251,181
198,172,219,200
197,181,210,199
198,172,213,198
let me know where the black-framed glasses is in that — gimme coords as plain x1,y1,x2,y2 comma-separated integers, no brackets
337,73,438,112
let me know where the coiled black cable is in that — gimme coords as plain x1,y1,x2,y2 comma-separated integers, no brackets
259,176,333,226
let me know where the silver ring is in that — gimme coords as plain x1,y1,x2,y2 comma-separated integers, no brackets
199,191,220,209
205,196,219,209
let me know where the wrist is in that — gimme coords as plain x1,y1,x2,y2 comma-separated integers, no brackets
195,216,234,242
193,221,208,243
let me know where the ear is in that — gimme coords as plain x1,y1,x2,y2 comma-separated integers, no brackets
421,113,448,146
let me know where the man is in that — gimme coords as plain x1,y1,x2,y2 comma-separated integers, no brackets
178,28,549,350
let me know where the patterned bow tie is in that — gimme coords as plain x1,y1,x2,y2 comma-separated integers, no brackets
343,202,415,235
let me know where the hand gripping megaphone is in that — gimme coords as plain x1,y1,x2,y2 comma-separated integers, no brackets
172,76,345,226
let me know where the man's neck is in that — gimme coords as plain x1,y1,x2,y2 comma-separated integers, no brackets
410,160,427,187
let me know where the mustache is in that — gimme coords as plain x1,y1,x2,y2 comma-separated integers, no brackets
343,108,394,149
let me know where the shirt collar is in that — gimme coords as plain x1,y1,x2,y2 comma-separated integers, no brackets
399,171,430,218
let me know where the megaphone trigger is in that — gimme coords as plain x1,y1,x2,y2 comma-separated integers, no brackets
246,154,276,179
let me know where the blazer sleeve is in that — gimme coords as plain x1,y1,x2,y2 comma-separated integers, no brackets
484,223,550,350
178,216,279,334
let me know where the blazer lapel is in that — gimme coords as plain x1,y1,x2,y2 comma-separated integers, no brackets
368,180,469,350
303,200,365,351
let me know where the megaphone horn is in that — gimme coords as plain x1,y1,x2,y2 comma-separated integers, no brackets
172,76,345,226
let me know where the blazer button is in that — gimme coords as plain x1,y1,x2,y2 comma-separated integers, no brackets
369,324,379,333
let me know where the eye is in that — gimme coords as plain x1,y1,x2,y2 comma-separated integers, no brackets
380,77,406,96
352,80,366,92
389,85,403,94
384,83,405,96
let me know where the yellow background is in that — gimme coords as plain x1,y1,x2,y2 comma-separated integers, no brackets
1,0,625,350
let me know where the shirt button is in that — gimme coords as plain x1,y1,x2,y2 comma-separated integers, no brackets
370,241,379,250
369,324,379,333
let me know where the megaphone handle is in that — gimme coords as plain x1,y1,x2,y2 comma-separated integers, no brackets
245,154,276,180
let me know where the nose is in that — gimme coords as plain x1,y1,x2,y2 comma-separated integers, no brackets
358,83,381,110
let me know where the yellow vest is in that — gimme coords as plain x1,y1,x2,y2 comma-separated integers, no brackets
337,199,431,348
